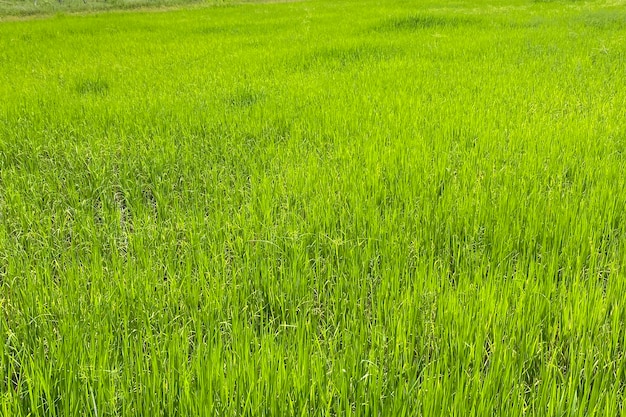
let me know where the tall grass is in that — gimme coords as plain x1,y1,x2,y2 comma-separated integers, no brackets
1,0,625,415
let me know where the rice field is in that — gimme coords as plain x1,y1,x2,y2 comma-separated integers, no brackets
1,0,626,415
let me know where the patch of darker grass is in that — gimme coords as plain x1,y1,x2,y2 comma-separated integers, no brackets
581,10,626,30
532,0,583,3
373,14,476,33
499,16,547,29
193,24,244,36
226,87,265,108
75,77,109,96
292,44,398,72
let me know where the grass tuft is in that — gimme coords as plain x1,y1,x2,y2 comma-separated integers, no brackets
75,77,109,95
373,14,476,32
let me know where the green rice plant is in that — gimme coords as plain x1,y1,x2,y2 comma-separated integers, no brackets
75,77,110,95
373,14,477,32
0,0,625,415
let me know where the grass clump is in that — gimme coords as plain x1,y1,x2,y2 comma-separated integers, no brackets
581,10,626,29
75,77,109,95
291,43,397,72
373,14,477,32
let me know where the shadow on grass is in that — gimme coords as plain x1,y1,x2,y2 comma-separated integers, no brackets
290,44,399,72
75,77,109,96
226,86,265,108
372,14,477,33
581,10,626,30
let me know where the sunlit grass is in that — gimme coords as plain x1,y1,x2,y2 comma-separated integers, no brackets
1,0,625,415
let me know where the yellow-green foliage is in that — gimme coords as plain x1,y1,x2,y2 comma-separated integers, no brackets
1,0,626,415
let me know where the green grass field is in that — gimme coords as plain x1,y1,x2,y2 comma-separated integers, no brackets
1,0,626,415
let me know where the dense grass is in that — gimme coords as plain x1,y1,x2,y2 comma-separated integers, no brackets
1,0,626,415
0,0,228,18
